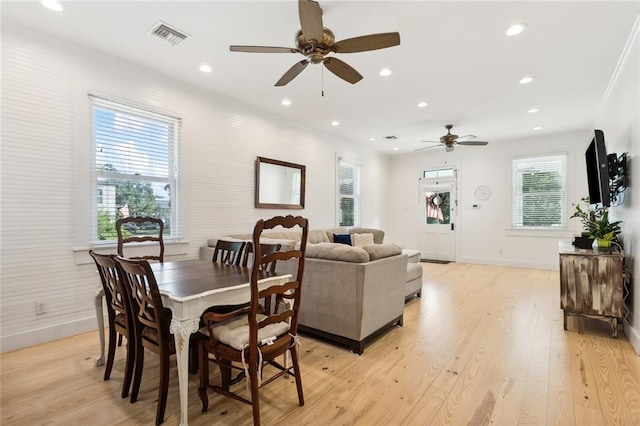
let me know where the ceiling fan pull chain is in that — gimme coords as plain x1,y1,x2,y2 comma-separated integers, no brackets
321,64,324,97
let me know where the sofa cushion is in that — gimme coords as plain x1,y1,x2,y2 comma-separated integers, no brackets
308,230,331,244
352,232,374,247
362,244,402,261
333,234,352,245
259,237,297,251
306,243,370,263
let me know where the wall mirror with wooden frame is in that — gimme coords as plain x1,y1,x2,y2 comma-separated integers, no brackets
255,156,306,209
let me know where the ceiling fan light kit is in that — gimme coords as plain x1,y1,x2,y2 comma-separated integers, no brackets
229,0,401,87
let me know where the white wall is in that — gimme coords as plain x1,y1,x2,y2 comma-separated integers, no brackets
596,16,640,353
0,22,389,352
386,129,590,270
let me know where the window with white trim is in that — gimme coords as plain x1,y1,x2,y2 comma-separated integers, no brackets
91,96,180,241
512,154,567,228
338,159,360,227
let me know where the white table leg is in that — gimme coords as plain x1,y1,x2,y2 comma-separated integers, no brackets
170,317,200,426
94,287,105,367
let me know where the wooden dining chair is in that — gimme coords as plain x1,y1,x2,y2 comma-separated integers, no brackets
114,255,175,425
89,250,135,399
242,242,282,273
116,216,165,262
198,215,309,426
212,240,246,266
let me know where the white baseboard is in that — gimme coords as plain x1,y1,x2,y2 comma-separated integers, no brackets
625,323,640,355
0,316,100,354
457,256,558,271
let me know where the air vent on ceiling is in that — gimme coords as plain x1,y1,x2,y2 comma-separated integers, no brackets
384,136,398,140
148,21,189,46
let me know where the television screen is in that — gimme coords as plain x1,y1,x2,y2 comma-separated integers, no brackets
585,129,610,207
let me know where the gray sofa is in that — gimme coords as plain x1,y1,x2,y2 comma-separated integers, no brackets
200,227,414,354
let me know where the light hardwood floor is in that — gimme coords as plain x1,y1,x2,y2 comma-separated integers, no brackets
2,263,639,425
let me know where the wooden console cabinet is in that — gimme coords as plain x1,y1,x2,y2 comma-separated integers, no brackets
559,241,624,337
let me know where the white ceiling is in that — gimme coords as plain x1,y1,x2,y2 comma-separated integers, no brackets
2,1,639,154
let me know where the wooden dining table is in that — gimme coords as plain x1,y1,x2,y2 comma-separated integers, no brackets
93,259,292,426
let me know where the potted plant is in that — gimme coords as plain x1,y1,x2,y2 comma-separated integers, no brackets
570,197,622,249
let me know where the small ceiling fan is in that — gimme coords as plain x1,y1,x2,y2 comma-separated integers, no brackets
415,124,489,152
229,0,401,86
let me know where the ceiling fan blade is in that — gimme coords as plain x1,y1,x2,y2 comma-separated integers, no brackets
275,60,309,86
420,140,440,144
456,134,477,141
323,57,363,84
298,0,323,42
414,144,443,152
456,141,489,146
230,45,298,54
333,32,401,53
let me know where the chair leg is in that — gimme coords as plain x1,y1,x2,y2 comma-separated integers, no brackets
121,337,135,398
104,324,117,380
290,346,305,406
155,350,170,425
248,356,261,426
198,341,210,413
219,359,233,390
118,333,124,347
130,340,144,403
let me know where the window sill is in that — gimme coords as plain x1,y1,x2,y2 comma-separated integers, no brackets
74,239,190,265
504,227,575,238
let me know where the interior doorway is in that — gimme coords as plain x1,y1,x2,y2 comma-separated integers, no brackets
419,168,457,262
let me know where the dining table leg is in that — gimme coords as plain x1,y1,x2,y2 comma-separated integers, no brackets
94,287,105,367
170,317,200,426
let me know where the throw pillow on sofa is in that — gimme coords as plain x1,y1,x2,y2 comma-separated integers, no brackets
352,233,374,247
333,233,352,245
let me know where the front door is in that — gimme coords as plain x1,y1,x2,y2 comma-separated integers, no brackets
419,172,457,261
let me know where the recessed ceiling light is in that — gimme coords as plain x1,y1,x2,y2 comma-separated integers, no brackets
41,0,63,11
368,137,376,141
281,99,291,106
331,120,340,126
527,108,539,113
393,147,400,151
417,102,428,108
506,24,526,36
519,76,534,85
199,64,212,73
533,126,542,130
379,68,392,77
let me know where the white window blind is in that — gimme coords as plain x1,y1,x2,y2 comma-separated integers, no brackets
338,159,360,227
91,96,180,242
512,154,567,228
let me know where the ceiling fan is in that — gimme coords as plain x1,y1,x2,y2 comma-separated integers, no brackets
229,0,401,86
415,125,489,152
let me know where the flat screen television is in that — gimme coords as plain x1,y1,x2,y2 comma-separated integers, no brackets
585,129,610,207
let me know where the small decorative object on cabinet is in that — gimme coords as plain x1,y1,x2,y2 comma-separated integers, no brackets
559,241,624,337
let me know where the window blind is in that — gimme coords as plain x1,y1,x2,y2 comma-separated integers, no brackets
338,159,360,227
90,96,181,242
512,154,567,228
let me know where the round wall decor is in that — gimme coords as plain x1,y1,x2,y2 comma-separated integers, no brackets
474,185,491,200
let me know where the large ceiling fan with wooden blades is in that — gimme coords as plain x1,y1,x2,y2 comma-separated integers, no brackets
415,124,489,152
229,0,401,86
